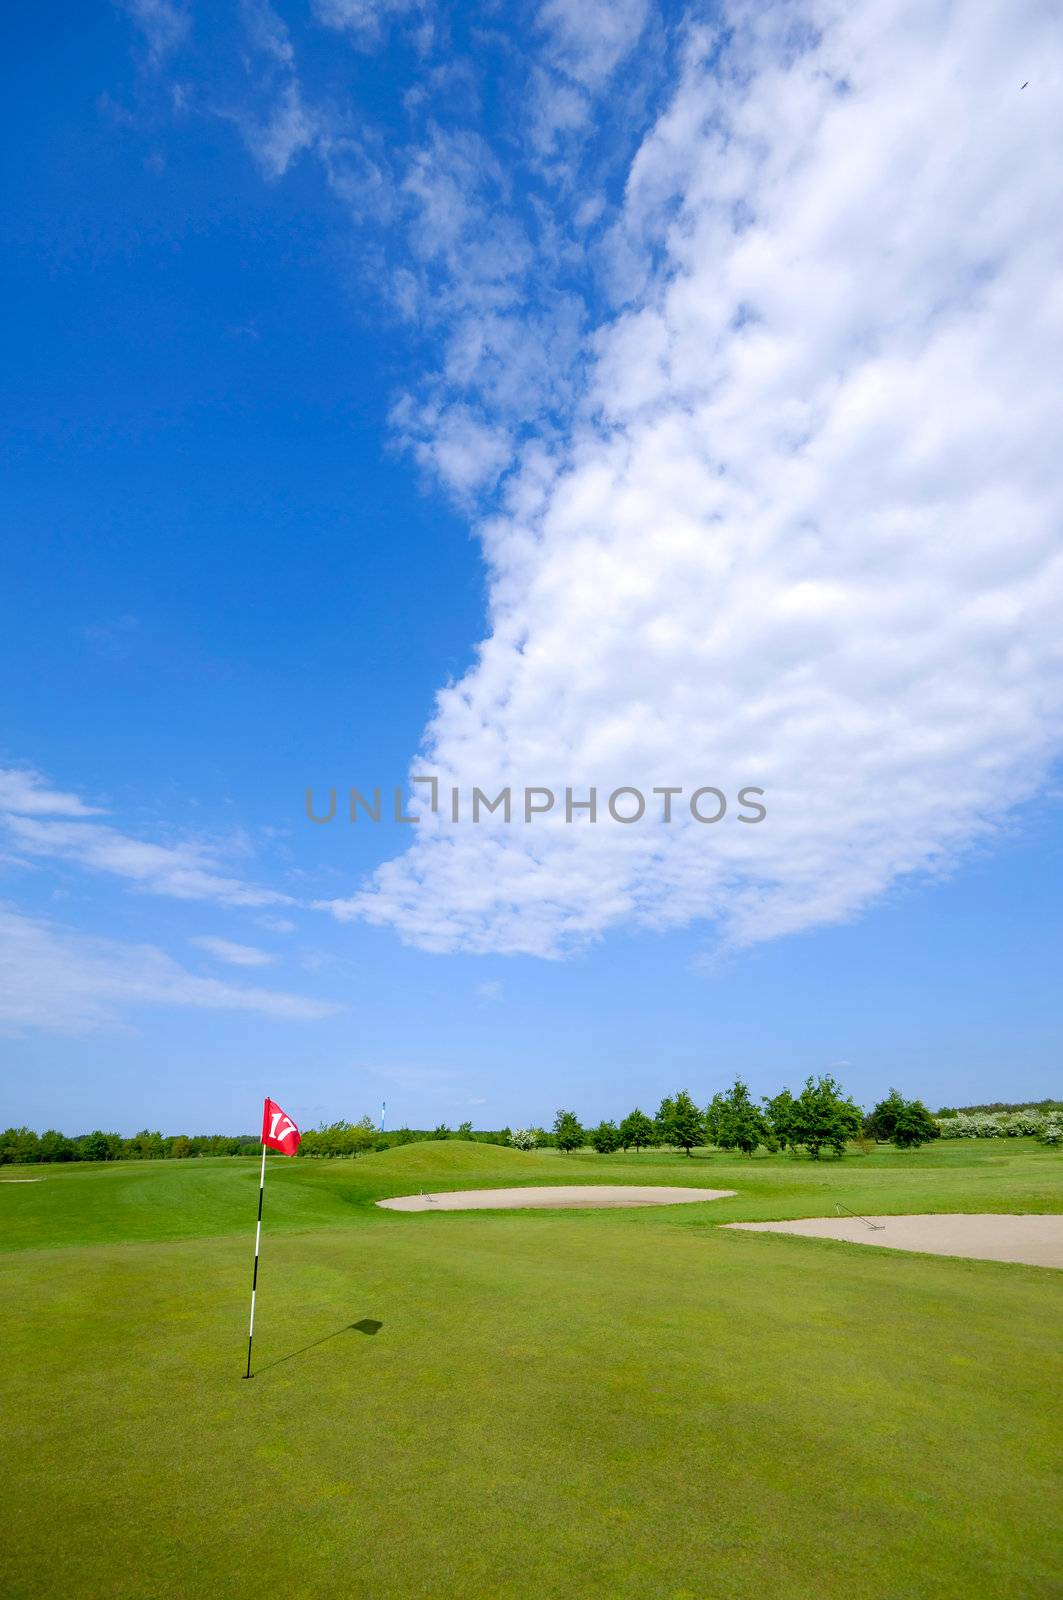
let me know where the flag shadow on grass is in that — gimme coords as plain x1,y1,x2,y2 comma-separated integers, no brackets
251,1319,383,1375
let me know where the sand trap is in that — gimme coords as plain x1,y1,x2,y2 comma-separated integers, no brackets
0,1178,42,1184
378,1184,735,1212
725,1213,1063,1269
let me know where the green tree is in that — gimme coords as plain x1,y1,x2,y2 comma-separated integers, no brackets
77,1130,115,1162
618,1108,654,1152
457,1120,474,1139
553,1109,585,1152
0,1127,41,1165
430,1123,451,1141
656,1090,704,1156
590,1119,621,1154
788,1075,862,1159
762,1089,797,1151
703,1093,724,1146
37,1129,74,1163
866,1090,938,1149
713,1078,769,1155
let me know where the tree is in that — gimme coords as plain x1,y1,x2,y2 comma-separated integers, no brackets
618,1108,654,1152
37,1129,74,1163
430,1123,451,1141
713,1078,769,1156
553,1109,585,1152
0,1127,41,1165
77,1130,117,1162
510,1127,537,1151
590,1119,621,1154
788,1075,862,1159
762,1089,797,1151
703,1093,724,1146
656,1090,704,1156
457,1120,474,1139
865,1089,937,1148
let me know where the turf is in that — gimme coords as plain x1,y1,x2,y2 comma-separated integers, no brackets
1,1141,1061,1599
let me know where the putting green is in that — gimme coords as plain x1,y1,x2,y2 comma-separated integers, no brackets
2,1139,1060,1599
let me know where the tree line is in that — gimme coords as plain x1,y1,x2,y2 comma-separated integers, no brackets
7,1077,1058,1168
545,1078,940,1159
0,1121,515,1166
0,1128,264,1165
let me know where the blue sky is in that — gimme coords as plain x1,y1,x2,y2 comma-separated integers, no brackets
2,0,1061,1133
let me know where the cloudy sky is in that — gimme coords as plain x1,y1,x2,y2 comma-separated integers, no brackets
2,0,1061,1131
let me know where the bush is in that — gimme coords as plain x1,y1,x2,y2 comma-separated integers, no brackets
936,1110,1059,1139
509,1128,537,1150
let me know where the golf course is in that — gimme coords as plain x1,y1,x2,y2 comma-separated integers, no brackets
2,1138,1060,1600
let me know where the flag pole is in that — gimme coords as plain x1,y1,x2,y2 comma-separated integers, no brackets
244,1139,267,1379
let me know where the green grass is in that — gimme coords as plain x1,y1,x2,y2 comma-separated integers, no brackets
2,1141,1061,1598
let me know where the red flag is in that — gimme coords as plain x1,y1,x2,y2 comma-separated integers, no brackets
262,1097,301,1155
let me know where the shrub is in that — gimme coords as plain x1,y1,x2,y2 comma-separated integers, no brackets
510,1128,537,1151
936,1110,1059,1139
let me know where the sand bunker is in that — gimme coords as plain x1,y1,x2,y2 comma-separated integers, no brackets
378,1184,735,1212
725,1213,1063,1269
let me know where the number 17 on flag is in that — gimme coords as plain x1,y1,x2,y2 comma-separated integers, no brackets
244,1097,301,1378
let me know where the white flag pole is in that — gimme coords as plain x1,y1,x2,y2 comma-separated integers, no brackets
244,1139,267,1379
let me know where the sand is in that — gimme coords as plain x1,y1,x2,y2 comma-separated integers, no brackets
377,1184,735,1212
725,1213,1063,1269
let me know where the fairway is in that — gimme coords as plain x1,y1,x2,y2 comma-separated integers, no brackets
2,1140,1061,1600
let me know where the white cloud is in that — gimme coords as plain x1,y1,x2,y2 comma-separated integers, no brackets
0,767,292,909
326,0,1063,958
189,935,277,966
118,0,190,64
312,0,418,46
475,980,502,1001
0,768,104,818
242,80,317,179
241,0,295,64
537,0,648,90
0,908,339,1034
